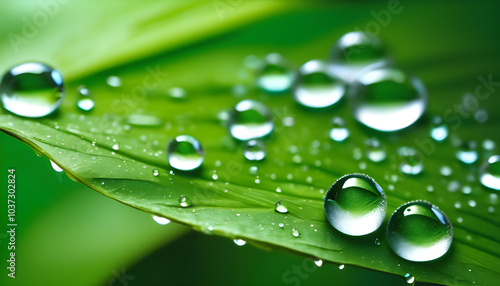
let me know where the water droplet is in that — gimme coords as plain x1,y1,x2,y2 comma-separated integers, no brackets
447,180,461,192
294,60,345,108
328,31,391,83
228,99,273,141
430,116,448,142
106,75,121,87
440,166,452,177
374,237,381,246
249,166,258,175
275,200,288,214
125,114,163,127
314,259,323,267
339,264,345,270
244,140,266,161
167,135,204,171
50,160,63,172
426,185,434,192
329,116,349,142
75,86,95,112
366,138,386,162
178,195,193,208
480,155,500,191
152,215,170,225
278,223,285,228
233,239,247,246
276,187,282,193
387,200,453,262
404,273,415,284
397,147,423,175
153,169,160,177
474,108,488,123
112,143,120,151
168,87,186,100
482,139,496,151
468,200,477,208
456,141,478,164
0,62,64,117
324,174,387,236
256,53,295,93
350,67,426,132
291,228,300,238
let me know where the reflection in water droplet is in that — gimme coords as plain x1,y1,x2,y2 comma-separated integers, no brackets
228,99,273,141
430,116,448,142
294,60,345,108
350,68,426,132
456,141,478,164
291,228,300,238
0,62,65,117
256,53,295,93
167,135,204,171
404,273,415,284
153,169,160,177
233,239,247,246
244,140,266,161
152,215,171,225
275,200,288,214
328,31,391,83
329,117,349,142
366,138,386,163
178,195,193,208
324,174,386,236
76,86,95,112
480,155,500,191
397,147,423,175
50,160,63,172
387,200,453,262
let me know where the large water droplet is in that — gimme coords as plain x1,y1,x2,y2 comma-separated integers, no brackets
328,31,391,83
350,67,426,132
430,116,448,142
397,147,423,175
456,141,478,164
387,200,453,262
76,86,95,112
480,155,500,191
0,62,64,118
324,174,387,236
294,60,345,108
329,116,349,142
275,200,288,214
228,99,273,141
244,140,266,161
256,53,295,93
167,135,204,171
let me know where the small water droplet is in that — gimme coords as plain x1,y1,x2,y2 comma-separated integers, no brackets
256,53,295,93
152,215,170,225
275,200,288,214
456,141,478,164
244,140,266,161
397,147,423,175
480,155,500,191
482,139,496,151
228,99,273,141
178,195,193,208
375,238,381,246
447,180,461,192
0,62,64,117
276,187,282,193
291,228,300,238
350,67,426,132
329,116,350,142
440,166,452,177
168,87,186,100
474,108,488,123
314,259,323,267
468,200,476,208
76,85,95,112
233,239,247,246
278,223,285,228
106,75,121,87
167,135,204,171
294,60,345,108
50,160,63,172
387,200,453,262
125,114,163,127
426,185,434,192
339,264,345,270
404,273,415,284
366,138,386,163
112,143,120,151
249,166,258,175
324,174,386,236
430,116,448,142
153,169,160,177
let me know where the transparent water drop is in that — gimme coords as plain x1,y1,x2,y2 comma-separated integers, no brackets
387,200,453,262
294,60,346,108
106,75,121,87
112,143,120,151
365,138,386,163
328,31,391,83
468,200,476,208
324,174,387,236
153,169,160,177
397,147,423,175
314,259,323,267
404,273,415,284
178,195,193,208
329,116,349,142
167,135,204,171
152,215,170,225
430,116,448,142
339,264,345,270
168,87,186,100
456,141,478,164
249,166,258,175
440,166,452,177
0,62,64,117
291,228,300,238
50,160,63,172
256,53,295,93
482,139,495,151
474,108,488,123
244,140,266,161
233,239,247,246
447,180,461,193
479,155,500,191
374,237,381,246
350,67,427,132
275,200,288,214
278,223,285,228
76,86,95,112
125,114,163,127
228,99,273,141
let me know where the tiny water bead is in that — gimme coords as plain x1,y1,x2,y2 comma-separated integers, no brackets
152,215,171,225
256,53,295,93
243,140,266,161
153,169,160,177
178,195,193,208
480,155,500,191
167,135,204,171
328,31,391,83
430,116,448,142
293,60,346,108
106,75,121,87
0,62,64,118
50,160,63,172
228,99,273,141
397,147,423,175
233,239,247,246
365,138,387,163
324,174,387,236
291,228,301,238
329,116,349,142
350,67,427,132
274,200,288,214
456,141,478,164
76,86,95,112
387,200,453,262
404,273,415,284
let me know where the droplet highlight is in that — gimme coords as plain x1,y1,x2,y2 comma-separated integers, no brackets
167,135,204,171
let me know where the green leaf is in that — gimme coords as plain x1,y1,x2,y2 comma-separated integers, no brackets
1,1,500,285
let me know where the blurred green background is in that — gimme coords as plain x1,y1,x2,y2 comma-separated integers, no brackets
1,1,500,285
